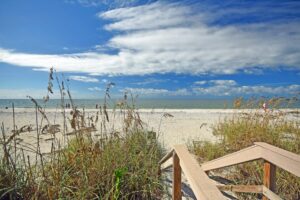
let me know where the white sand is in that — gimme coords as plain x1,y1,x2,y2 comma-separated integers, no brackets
1,108,295,156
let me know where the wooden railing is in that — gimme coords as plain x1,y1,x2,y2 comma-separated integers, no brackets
159,145,225,200
159,142,300,200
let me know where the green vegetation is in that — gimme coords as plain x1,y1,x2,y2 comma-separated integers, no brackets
1,130,163,199
0,69,163,199
191,97,300,199
1,68,299,199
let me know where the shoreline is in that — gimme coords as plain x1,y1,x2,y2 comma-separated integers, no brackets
0,108,298,151
1,107,299,113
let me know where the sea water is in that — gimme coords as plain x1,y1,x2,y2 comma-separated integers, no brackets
0,99,233,109
0,98,299,109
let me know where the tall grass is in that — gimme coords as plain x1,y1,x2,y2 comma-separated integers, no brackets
191,97,300,200
0,69,164,199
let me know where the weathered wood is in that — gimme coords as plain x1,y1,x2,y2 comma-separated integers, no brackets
159,150,173,177
262,186,283,200
174,145,225,200
159,142,298,200
173,152,182,200
159,149,173,165
255,142,300,162
263,161,276,200
201,144,262,171
217,185,263,193
255,142,300,177
160,160,173,172
201,142,300,178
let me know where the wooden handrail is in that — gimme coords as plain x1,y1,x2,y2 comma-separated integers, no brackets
201,144,262,171
255,142,300,177
216,185,282,200
159,145,225,200
159,142,300,200
201,142,300,177
159,149,173,165
173,145,225,200
262,186,283,200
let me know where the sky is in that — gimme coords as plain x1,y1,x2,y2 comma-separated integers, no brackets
0,0,300,99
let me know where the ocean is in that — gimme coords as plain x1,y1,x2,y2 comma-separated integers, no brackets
0,99,234,109
0,98,299,109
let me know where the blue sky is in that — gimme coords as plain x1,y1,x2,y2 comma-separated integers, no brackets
0,0,300,99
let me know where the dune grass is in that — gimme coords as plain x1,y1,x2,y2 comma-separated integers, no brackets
191,97,300,199
0,69,164,199
1,130,163,199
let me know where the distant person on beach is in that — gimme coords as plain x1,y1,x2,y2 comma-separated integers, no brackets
96,104,98,109
262,102,268,112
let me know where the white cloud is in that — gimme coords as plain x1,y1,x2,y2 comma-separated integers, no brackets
0,89,51,99
193,84,300,96
120,87,191,96
133,78,168,85
1,2,300,75
171,88,191,96
121,87,169,95
100,2,203,31
88,87,102,91
194,81,207,85
0,88,81,99
194,80,237,86
209,80,237,86
65,0,140,8
69,75,99,82
120,83,300,97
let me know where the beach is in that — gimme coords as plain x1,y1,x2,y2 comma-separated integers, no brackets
0,108,238,153
1,107,298,156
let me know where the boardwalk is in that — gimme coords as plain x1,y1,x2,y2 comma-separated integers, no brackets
159,142,300,200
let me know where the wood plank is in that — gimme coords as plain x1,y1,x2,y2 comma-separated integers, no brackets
160,159,173,171
173,145,225,200
263,161,276,200
201,144,262,171
159,149,173,165
262,186,283,200
255,142,300,162
158,143,296,200
216,185,263,193
256,142,300,177
201,142,300,178
173,152,182,200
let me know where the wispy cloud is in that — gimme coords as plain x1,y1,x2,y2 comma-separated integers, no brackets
65,0,142,8
121,87,191,96
0,88,80,99
121,87,169,95
194,80,237,86
121,83,300,97
88,87,102,91
133,78,168,85
194,81,207,85
122,80,300,97
69,75,99,83
209,80,237,86
193,83,300,96
1,1,300,75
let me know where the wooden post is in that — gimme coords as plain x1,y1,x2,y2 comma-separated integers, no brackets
158,166,161,177
173,152,182,200
263,161,276,200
